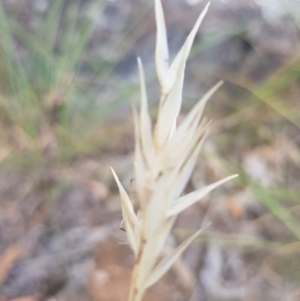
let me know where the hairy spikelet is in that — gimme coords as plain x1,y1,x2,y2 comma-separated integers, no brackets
111,1,238,300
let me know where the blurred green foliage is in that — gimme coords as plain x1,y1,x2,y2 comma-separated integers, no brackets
0,0,143,167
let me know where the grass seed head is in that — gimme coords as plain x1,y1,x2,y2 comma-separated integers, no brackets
111,1,238,300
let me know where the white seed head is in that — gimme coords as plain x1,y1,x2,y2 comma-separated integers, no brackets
111,1,238,300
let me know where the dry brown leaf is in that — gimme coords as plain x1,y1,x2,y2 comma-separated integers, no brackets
0,147,10,162
89,265,131,301
0,245,22,282
8,296,39,301
84,180,110,200
227,194,246,220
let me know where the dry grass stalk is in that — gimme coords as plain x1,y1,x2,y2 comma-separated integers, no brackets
111,1,238,300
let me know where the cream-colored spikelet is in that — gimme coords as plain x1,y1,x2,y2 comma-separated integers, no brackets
111,1,238,301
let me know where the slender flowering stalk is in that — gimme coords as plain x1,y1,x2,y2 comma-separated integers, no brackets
111,1,238,301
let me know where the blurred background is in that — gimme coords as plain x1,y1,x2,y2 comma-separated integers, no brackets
0,0,300,300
